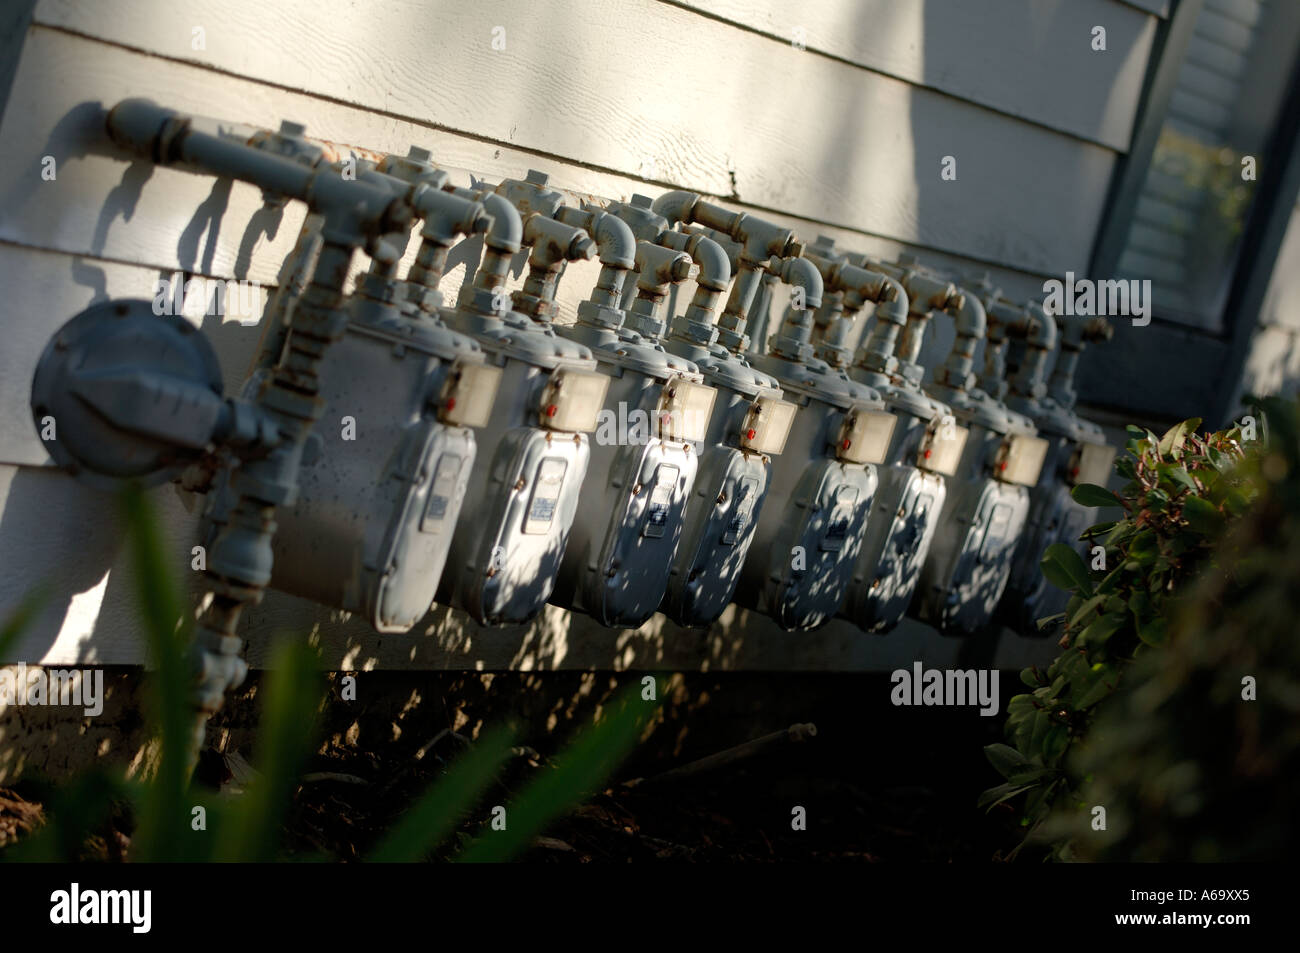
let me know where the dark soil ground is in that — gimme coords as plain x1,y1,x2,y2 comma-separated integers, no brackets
0,672,1032,862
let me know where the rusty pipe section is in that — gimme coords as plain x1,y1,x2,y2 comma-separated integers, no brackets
766,257,827,362
651,190,804,350
1048,315,1112,409
451,190,526,312
931,288,987,396
510,213,597,321
490,172,598,322
623,241,696,336
374,149,493,299
604,194,732,342
556,205,637,311
105,99,410,755
803,253,908,369
660,228,732,339
1004,300,1058,401
978,290,1023,401
893,272,963,369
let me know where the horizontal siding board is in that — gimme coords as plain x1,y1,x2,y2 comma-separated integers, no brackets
666,0,1157,151
29,1,1116,274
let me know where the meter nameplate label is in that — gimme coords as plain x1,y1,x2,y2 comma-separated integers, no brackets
420,452,463,533
523,457,568,534
641,465,680,539
820,484,860,553
722,475,760,546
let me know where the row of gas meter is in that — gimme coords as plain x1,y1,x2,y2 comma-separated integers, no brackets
31,101,1118,697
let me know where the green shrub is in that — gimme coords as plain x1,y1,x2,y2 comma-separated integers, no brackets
981,414,1259,859
1068,397,1300,860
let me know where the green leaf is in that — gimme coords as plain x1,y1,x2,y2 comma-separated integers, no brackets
1069,594,1105,627
1071,483,1118,508
1075,670,1116,709
1042,724,1069,764
1035,612,1066,634
1157,418,1201,458
368,725,516,862
1078,611,1125,649
984,743,1033,780
1128,530,1158,563
977,781,1038,812
1042,542,1092,595
1135,612,1168,647
120,484,198,863
1182,495,1224,536
217,639,324,863
457,680,657,863
1159,464,1199,494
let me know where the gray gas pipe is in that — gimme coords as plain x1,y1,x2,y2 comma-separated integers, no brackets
896,271,1048,635
999,302,1116,634
197,139,507,641
31,99,431,759
488,174,712,629
602,195,796,627
798,242,960,634
423,170,605,626
652,194,898,631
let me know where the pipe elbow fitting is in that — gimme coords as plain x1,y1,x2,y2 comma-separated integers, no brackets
684,234,731,290
635,241,694,288
587,210,637,270
524,215,596,264
954,289,987,340
476,193,523,254
1026,301,1057,351
778,256,824,311
415,189,490,245
871,274,910,326
106,98,182,160
651,189,701,227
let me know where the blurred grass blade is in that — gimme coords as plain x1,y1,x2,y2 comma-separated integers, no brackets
368,725,516,863
217,639,323,863
120,483,195,861
457,681,658,864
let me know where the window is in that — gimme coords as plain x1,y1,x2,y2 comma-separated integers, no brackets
1113,0,1300,331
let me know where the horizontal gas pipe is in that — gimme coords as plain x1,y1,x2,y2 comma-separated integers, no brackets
106,99,412,762
651,190,805,350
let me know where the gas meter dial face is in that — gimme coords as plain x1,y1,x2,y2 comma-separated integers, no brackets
438,361,502,429
1068,440,1117,487
656,377,717,443
738,396,798,455
836,408,897,465
918,418,968,476
997,433,1049,487
539,368,609,433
